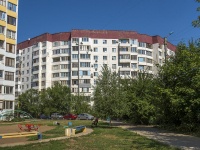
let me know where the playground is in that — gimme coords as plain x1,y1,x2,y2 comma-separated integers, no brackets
0,123,54,144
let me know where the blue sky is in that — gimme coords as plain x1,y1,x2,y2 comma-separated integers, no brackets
18,0,200,45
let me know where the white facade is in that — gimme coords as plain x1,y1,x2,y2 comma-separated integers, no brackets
0,0,18,113
16,30,175,98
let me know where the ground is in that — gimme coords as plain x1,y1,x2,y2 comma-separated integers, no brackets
0,124,54,144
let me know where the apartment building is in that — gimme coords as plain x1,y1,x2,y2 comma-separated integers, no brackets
0,0,18,112
16,29,176,98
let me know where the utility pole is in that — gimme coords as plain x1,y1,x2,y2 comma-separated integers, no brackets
164,37,167,62
164,32,174,62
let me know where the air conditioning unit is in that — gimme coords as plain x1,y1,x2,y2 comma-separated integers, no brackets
95,68,97,71
95,60,98,63
91,65,93,67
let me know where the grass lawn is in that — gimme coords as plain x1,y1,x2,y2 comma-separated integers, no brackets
0,120,179,150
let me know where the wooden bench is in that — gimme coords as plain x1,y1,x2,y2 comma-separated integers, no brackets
0,131,42,140
72,125,86,135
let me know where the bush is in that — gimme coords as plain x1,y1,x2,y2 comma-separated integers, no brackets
11,117,25,122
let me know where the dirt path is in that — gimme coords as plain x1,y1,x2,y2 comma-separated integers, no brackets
0,124,54,144
111,121,200,150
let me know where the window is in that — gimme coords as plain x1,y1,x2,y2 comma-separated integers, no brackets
82,37,88,42
82,88,89,93
42,73,45,78
139,42,145,47
4,86,13,94
27,62,29,67
138,65,144,70
112,56,116,60
53,41,60,47
103,48,107,52
130,39,136,44
119,54,130,59
61,48,70,54
0,0,6,6
72,71,78,76
8,2,17,12
94,64,98,68
27,70,29,74
72,46,78,51
72,62,78,68
0,11,5,21
52,73,59,78
131,63,137,69
5,71,14,81
72,38,79,43
131,55,137,60
80,54,90,59
131,47,137,52
0,25,4,34
0,70,3,77
5,57,15,67
7,16,16,26
146,51,152,56
146,58,152,64
120,47,128,52
42,65,46,70
159,51,162,56
60,41,68,45
6,43,15,53
72,54,78,59
94,47,98,52
27,55,29,59
42,49,46,54
112,64,116,69
0,40,4,48
94,56,98,60
112,40,117,44
23,57,25,61
52,65,59,70
22,78,24,82
94,72,98,76
61,56,69,61
94,40,98,44
138,57,145,62
42,42,46,47
112,48,116,52
42,57,46,62
120,39,129,44
53,49,60,55
53,57,60,62
103,40,107,44
61,64,69,69
138,49,145,55
61,72,69,77
103,56,107,60
80,62,90,67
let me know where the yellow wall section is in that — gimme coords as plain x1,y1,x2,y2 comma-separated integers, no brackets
7,10,17,18
6,38,16,44
7,24,16,32
0,5,6,12
0,20,6,26
0,34,5,41
8,0,18,5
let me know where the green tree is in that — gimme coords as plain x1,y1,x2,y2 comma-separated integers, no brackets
18,89,41,118
93,65,128,125
192,0,200,27
40,83,71,115
157,42,200,127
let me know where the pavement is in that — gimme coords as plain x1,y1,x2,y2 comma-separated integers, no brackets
110,121,200,150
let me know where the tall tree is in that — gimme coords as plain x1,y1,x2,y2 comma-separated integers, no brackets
93,65,128,125
192,0,200,27
18,89,41,118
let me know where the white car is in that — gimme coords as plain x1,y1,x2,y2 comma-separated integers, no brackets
51,113,63,119
77,113,94,120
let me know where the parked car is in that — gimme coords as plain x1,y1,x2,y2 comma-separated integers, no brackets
51,113,63,119
40,114,51,119
63,114,77,120
77,113,94,120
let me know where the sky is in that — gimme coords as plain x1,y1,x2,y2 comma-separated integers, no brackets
17,0,200,45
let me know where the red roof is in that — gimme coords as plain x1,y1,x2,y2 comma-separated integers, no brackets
17,30,176,51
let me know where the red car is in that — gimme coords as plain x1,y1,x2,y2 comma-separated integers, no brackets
63,114,77,120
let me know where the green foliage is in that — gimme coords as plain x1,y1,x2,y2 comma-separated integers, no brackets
18,89,40,118
192,0,200,27
93,65,129,121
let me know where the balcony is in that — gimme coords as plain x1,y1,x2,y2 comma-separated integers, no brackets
79,83,91,88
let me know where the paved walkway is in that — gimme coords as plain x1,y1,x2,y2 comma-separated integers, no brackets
111,121,200,150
